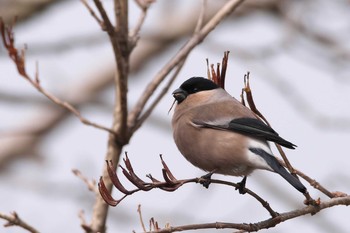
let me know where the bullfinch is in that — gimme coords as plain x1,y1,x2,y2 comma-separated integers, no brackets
171,77,306,194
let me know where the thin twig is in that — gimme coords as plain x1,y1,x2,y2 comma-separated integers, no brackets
130,58,187,134
194,0,207,34
276,158,335,198
72,169,98,193
146,195,350,233
209,179,278,217
137,205,147,233
33,77,116,135
100,155,278,218
0,19,116,135
0,211,39,233
79,210,93,233
80,0,104,28
130,0,154,47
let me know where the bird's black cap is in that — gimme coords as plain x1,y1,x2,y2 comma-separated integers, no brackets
172,77,219,103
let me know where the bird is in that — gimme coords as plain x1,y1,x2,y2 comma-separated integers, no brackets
171,77,306,194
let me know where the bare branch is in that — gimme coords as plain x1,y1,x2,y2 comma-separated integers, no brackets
101,154,349,233
80,0,104,28
0,19,116,135
194,0,207,34
145,195,350,233
277,158,336,198
0,211,39,233
92,0,114,32
137,205,147,233
130,59,186,134
99,155,279,218
87,0,130,230
79,210,93,233
130,0,154,48
90,0,130,143
72,169,98,193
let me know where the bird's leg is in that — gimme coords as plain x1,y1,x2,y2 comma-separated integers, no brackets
199,171,215,189
236,176,247,194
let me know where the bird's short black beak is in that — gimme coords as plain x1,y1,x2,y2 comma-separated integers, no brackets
172,88,187,104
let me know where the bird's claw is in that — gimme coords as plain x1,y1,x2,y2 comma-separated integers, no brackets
235,176,247,194
199,172,214,189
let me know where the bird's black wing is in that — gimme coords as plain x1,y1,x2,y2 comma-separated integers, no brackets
194,117,296,149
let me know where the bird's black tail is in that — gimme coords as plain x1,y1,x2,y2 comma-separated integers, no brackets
249,148,306,194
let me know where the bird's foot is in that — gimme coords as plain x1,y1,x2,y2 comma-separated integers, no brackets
199,171,214,189
235,176,247,194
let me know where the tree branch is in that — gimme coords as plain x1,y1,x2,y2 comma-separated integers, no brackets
194,0,207,34
0,19,116,135
80,0,104,28
99,155,279,218
87,1,130,232
145,195,350,233
129,0,154,48
277,158,336,198
137,204,147,233
0,211,39,233
130,58,187,135
92,0,114,32
72,169,98,193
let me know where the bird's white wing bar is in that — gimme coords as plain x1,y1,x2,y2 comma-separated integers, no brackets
247,139,274,171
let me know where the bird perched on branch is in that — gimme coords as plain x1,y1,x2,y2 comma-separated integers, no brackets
171,77,306,194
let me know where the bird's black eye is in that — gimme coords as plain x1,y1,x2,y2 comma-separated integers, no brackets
193,87,199,92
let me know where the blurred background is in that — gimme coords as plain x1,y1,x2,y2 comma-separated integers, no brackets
1,0,350,232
